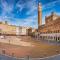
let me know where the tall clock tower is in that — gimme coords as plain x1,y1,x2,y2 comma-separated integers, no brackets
38,3,42,31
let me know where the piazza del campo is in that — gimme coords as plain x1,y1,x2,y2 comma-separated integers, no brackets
0,1,60,60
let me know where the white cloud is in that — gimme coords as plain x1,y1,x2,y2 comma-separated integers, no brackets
0,0,14,17
12,15,38,28
16,2,25,12
26,0,37,15
16,0,37,15
42,0,60,11
0,0,38,28
2,0,60,28
0,14,38,28
15,0,38,28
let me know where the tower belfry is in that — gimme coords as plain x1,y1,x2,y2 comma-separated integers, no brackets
38,3,42,29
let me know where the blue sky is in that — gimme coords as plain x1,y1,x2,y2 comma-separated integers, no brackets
0,0,60,28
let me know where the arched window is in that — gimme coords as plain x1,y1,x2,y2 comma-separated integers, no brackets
58,37,60,40
54,37,55,40
58,30,59,33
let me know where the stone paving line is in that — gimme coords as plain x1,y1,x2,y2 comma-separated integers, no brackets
0,36,60,59
0,37,34,47
0,53,60,60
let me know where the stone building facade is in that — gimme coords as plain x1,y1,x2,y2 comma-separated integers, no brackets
0,22,16,35
38,3,60,42
0,21,28,36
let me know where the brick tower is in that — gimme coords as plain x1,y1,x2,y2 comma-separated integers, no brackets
38,3,42,31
